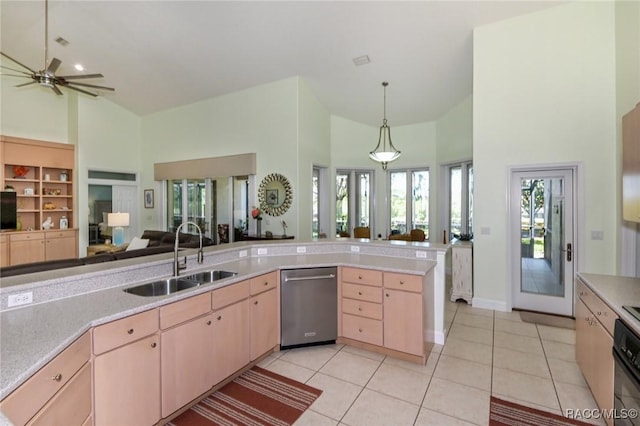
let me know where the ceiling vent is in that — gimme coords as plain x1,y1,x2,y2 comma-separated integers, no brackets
55,36,69,46
352,55,370,66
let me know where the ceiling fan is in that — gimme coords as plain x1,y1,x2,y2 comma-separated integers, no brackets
0,0,114,97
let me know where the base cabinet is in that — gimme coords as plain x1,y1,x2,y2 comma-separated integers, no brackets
383,288,423,355
212,298,250,384
6,229,78,266
575,278,617,426
249,272,279,361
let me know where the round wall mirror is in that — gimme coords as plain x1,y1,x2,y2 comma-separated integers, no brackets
258,173,293,216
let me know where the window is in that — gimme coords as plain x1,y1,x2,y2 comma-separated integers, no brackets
336,170,373,237
167,178,215,237
389,169,429,238
312,168,320,238
447,161,473,239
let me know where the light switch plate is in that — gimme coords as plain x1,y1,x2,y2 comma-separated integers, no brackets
297,246,306,253
350,246,360,252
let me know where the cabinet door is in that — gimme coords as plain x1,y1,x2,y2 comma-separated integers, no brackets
45,232,76,261
250,288,278,360
10,234,45,265
575,299,594,386
0,235,8,267
212,299,250,385
161,314,214,418
383,289,423,356
591,319,614,424
94,334,161,426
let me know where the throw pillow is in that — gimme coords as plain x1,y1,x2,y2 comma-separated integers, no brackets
126,237,150,251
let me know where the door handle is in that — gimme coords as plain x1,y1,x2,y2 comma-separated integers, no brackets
566,243,572,262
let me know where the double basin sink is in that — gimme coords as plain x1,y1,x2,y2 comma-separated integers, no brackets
123,270,237,297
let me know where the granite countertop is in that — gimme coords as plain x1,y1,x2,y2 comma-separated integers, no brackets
0,251,436,399
577,272,640,336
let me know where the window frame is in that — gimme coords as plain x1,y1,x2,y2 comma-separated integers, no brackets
444,160,473,240
335,168,375,237
388,167,430,240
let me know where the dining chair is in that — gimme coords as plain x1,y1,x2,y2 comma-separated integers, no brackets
389,233,411,241
410,229,426,242
353,227,371,238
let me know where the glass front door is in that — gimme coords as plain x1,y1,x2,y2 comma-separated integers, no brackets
511,169,574,316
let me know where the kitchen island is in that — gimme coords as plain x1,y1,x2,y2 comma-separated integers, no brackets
0,238,445,423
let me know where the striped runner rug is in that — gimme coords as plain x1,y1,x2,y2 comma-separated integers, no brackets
490,396,593,426
168,366,322,426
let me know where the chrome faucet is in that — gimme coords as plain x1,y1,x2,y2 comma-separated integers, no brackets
173,221,204,276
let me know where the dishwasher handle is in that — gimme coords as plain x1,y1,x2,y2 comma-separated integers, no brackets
283,274,336,282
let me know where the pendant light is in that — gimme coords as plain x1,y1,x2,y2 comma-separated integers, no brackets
369,81,401,170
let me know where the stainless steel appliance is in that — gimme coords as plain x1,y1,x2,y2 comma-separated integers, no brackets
280,267,337,349
613,315,640,425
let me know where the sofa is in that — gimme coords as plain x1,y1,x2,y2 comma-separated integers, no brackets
0,230,214,278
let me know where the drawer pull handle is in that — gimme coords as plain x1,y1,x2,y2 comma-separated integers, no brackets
358,291,362,295
151,342,157,348
386,293,390,297
52,373,62,382
358,307,363,311
400,281,404,285
254,301,259,305
358,275,362,279
358,328,363,332
207,320,212,325
127,328,134,335
264,281,269,286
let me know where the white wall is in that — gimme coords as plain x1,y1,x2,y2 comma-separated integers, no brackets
473,2,618,306
141,77,300,237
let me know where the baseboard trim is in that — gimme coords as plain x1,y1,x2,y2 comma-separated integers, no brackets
472,297,508,312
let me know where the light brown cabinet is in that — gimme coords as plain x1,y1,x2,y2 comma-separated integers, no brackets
339,266,427,363
0,234,9,267
7,230,78,265
623,102,640,223
93,309,160,426
0,332,91,426
250,272,279,361
575,277,617,426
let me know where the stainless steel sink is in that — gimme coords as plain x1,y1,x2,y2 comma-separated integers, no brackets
123,277,201,297
185,270,237,283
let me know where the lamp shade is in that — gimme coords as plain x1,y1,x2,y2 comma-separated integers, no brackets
107,212,129,227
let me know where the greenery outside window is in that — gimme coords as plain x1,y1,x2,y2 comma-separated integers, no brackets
336,169,373,237
389,168,429,238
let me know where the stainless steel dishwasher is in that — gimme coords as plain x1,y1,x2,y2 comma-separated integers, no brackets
280,267,337,349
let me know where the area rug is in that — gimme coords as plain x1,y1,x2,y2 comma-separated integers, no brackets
167,366,322,426
490,396,591,426
519,311,575,330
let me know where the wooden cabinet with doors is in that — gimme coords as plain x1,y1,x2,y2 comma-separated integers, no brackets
1,135,78,265
211,280,251,385
93,309,160,426
159,293,213,418
339,266,429,364
249,271,279,360
622,102,640,223
575,277,617,426
0,234,8,267
0,332,92,426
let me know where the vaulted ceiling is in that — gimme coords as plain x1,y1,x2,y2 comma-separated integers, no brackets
0,1,563,126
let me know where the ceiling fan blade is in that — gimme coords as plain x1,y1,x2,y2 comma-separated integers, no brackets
51,85,63,96
46,58,61,74
57,73,104,80
15,80,37,88
63,81,115,92
0,73,31,79
64,84,98,97
0,65,33,76
0,51,37,74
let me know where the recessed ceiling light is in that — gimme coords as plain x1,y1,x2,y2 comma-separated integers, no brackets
352,55,371,66
74,64,84,71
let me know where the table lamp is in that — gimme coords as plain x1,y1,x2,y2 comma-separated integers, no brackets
108,212,129,246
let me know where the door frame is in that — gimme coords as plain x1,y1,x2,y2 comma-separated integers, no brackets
506,163,580,316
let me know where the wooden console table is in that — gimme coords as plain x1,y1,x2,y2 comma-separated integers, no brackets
86,244,127,256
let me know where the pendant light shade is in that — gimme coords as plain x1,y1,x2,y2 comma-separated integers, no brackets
369,81,401,170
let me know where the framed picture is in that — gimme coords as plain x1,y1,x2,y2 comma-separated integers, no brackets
266,189,278,206
144,189,154,208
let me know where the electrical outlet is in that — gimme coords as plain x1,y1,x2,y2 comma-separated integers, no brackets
591,230,604,240
257,248,268,255
8,292,33,307
416,251,427,258
350,246,360,252
239,250,247,258
297,246,306,253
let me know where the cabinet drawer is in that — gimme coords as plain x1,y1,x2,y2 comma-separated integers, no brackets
577,279,617,335
93,309,158,355
342,298,382,320
160,293,211,330
342,314,383,346
250,271,278,295
29,362,92,426
0,332,90,426
343,282,382,304
383,272,422,293
213,280,250,310
342,267,382,287
10,232,44,242
45,230,75,240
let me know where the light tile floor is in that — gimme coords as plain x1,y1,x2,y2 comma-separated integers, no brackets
257,300,605,426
